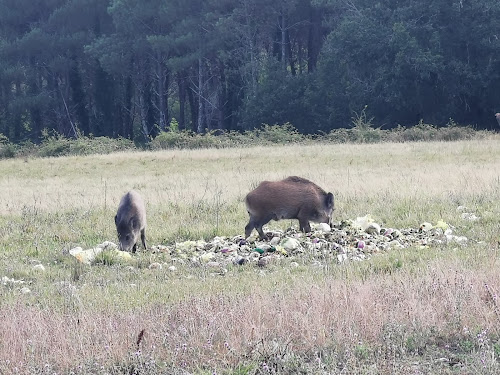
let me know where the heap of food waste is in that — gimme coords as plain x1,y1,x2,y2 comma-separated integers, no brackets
144,215,468,270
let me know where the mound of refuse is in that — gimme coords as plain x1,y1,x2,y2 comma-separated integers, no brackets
67,215,468,269
69,241,132,265
146,215,468,269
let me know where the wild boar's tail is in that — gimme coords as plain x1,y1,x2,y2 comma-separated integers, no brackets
244,194,251,213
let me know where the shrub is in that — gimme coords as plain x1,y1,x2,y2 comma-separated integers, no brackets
151,124,307,150
439,119,477,141
0,119,493,159
389,121,439,142
70,136,136,155
150,130,191,149
385,120,483,143
37,131,72,157
254,123,307,144
32,130,136,158
0,134,16,159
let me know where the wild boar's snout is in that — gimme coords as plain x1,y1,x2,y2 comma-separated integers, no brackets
245,176,335,239
325,192,335,224
115,190,147,253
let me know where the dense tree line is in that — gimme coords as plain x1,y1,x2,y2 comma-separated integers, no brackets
0,0,499,143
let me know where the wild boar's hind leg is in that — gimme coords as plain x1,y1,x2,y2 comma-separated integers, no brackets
246,214,273,239
141,228,147,250
245,218,256,239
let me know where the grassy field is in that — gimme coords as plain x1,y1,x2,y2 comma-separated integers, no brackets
1,138,500,374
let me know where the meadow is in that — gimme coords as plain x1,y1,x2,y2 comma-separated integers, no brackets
1,137,500,374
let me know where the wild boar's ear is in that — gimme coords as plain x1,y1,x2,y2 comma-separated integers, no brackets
325,193,334,209
129,216,139,230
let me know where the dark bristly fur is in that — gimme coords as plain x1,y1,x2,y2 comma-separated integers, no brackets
245,176,335,239
115,190,147,253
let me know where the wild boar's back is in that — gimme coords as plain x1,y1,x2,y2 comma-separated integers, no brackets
245,176,327,217
115,190,147,252
244,176,334,239
116,190,146,227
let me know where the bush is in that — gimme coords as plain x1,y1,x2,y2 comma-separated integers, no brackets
254,123,307,144
37,131,72,157
388,121,439,142
0,134,17,159
150,123,308,150
0,120,492,159
34,130,136,158
385,120,483,143
70,136,136,155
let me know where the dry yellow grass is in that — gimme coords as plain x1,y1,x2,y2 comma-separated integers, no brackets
3,259,500,373
1,138,500,373
1,139,499,214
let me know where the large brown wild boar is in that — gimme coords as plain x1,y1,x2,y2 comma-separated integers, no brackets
245,176,334,239
115,190,147,253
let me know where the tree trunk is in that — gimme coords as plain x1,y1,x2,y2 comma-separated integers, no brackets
286,30,296,76
197,57,205,133
280,12,286,68
29,67,43,141
0,82,7,136
307,6,321,73
139,87,149,138
157,53,167,132
177,72,186,131
68,57,89,136
45,70,59,135
217,60,225,130
187,77,197,132
13,80,22,141
123,75,134,138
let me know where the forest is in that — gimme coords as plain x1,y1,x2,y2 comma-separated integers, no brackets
0,0,499,143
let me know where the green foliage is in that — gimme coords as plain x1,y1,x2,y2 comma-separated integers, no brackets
254,123,306,144
1,0,499,145
0,133,16,158
37,130,72,157
93,250,119,266
316,0,500,129
150,130,230,149
349,106,386,143
325,118,486,144
28,130,136,158
169,117,179,132
354,343,372,360
460,339,475,353
0,121,492,158
494,341,500,360
386,120,481,143
150,123,308,150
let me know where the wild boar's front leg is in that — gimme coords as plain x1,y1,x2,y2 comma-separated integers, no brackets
297,212,311,233
255,226,266,240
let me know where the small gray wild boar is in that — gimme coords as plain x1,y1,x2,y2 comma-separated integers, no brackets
115,190,147,253
245,176,335,239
